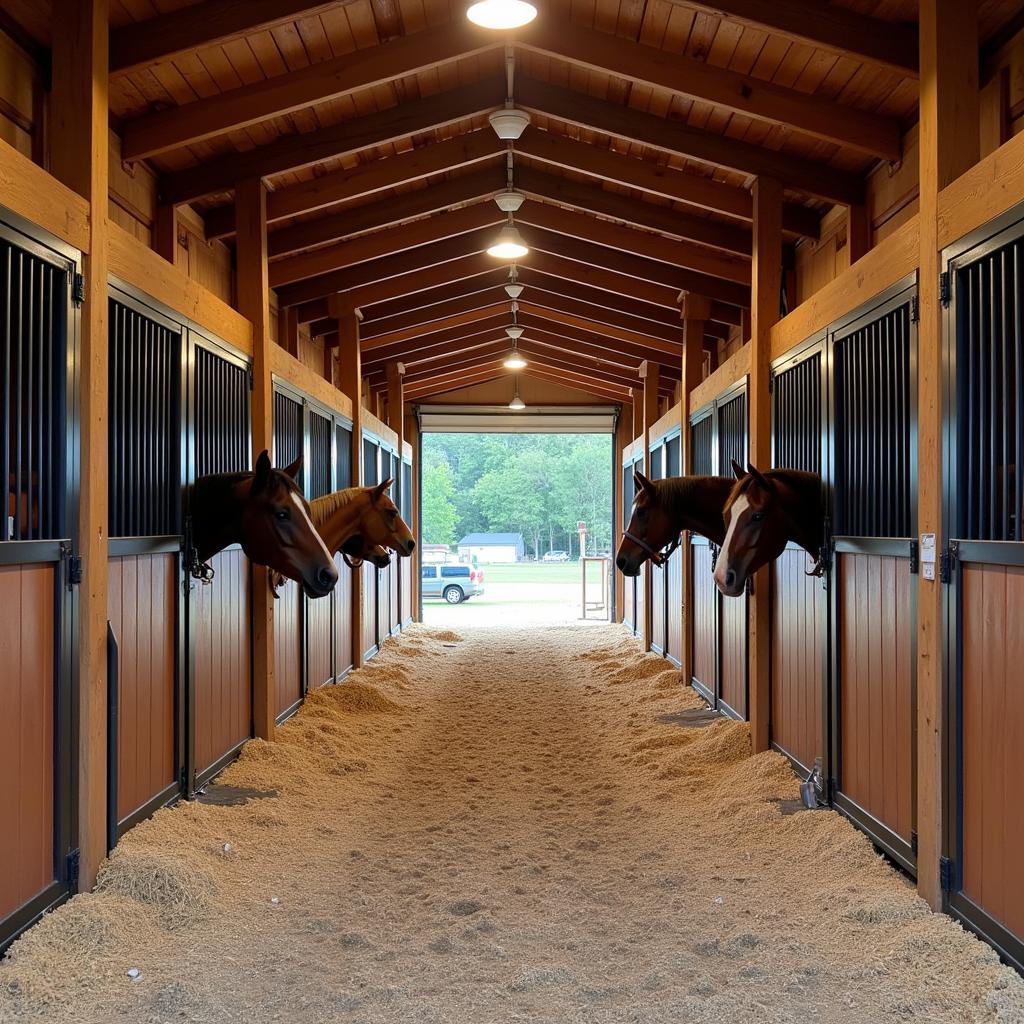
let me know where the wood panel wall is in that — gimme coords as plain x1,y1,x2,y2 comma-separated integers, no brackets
961,563,1024,940
108,554,176,822
389,558,400,633
306,591,333,689
720,593,747,719
651,562,666,653
273,580,302,720
335,556,354,679
665,547,682,666
770,548,823,772
691,545,716,697
0,563,55,923
623,572,635,632
837,553,914,843
401,557,412,624
192,549,251,776
361,562,377,659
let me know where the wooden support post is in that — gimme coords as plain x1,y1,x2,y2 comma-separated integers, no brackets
748,177,782,755
680,293,711,686
334,297,364,666
51,0,109,892
322,337,335,387
917,0,979,911
404,409,421,620
631,389,643,440
235,177,276,742
153,204,177,264
280,305,300,359
613,403,633,622
847,204,872,265
640,360,660,652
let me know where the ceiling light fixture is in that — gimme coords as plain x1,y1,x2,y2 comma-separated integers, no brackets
494,188,525,212
489,107,531,140
505,266,524,299
468,0,537,31
487,221,528,259
508,380,527,409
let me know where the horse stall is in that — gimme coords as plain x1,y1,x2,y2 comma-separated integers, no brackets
942,202,1024,969
688,380,749,719
0,212,78,949
648,439,666,656
646,412,684,666
400,448,413,627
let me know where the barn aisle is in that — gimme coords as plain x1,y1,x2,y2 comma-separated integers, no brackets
2,624,1022,1024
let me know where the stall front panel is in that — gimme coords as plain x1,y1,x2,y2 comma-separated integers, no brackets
689,409,716,705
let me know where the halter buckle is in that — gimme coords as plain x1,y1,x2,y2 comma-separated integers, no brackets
623,530,681,567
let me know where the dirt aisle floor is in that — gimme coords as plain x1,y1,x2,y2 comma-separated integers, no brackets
3,624,1023,1024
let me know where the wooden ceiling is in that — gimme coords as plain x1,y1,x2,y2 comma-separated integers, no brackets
15,0,1024,401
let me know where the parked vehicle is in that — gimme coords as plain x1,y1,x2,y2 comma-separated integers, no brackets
421,563,485,604
542,550,569,562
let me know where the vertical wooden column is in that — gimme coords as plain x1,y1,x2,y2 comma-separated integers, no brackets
631,388,643,440
613,403,633,622
280,306,299,359
153,205,177,264
640,360,660,652
235,177,276,742
748,177,782,754
917,0,979,910
51,0,109,891
333,297,364,666
404,409,421,620
680,293,711,685
847,205,872,265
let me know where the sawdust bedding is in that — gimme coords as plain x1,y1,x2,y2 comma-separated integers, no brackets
2,623,1022,1024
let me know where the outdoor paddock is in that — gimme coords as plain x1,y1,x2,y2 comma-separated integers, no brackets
3,623,1022,1024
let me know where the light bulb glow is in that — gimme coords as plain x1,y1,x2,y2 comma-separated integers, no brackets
487,222,529,260
468,0,537,30
504,350,528,369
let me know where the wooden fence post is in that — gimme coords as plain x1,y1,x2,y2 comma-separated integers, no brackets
51,0,109,892
235,177,276,742
334,298,364,667
917,0,979,911
748,176,782,755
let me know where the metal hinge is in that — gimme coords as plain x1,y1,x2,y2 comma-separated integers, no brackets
911,830,919,856
909,539,919,575
66,848,80,887
939,541,958,584
939,271,951,308
61,543,83,588
939,855,958,892
72,273,85,307
910,296,919,322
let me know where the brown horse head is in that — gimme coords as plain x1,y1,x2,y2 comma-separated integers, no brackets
340,534,392,569
616,470,682,577
237,451,339,599
359,479,416,556
713,460,823,597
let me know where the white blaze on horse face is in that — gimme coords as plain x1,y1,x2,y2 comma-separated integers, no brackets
714,492,749,591
291,491,333,565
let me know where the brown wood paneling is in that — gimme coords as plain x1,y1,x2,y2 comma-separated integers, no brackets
192,548,251,775
108,554,176,822
720,592,748,719
837,553,914,842
651,561,666,652
335,554,354,679
691,544,716,699
961,563,1024,941
389,556,400,633
377,563,390,642
666,546,683,664
0,563,55,923
362,561,377,658
770,546,823,772
273,578,302,718
635,563,646,643
306,590,333,689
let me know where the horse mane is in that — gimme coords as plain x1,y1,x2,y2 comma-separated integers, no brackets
309,487,363,528
648,474,734,546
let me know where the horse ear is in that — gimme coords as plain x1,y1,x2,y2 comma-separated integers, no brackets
282,454,302,480
252,450,272,493
633,470,654,494
373,478,393,501
730,458,745,480
746,461,772,489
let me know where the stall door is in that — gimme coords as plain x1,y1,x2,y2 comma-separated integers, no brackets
107,292,183,835
0,221,77,950
829,282,917,872
770,347,826,775
649,443,667,656
189,343,252,790
272,388,303,722
334,422,354,679
664,434,683,666
716,388,749,721
689,409,716,705
943,214,1024,971
305,408,334,689
361,435,379,660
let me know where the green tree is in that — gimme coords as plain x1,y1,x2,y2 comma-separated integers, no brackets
472,463,546,558
421,460,457,545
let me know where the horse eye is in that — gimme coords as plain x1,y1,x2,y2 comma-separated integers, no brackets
275,508,290,521
751,511,766,523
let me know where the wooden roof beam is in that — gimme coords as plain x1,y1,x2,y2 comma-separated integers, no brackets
356,270,510,324
162,78,506,206
123,23,500,159
206,131,505,240
514,20,901,159
672,0,918,77
514,129,819,240
405,368,509,398
110,1,343,76
516,78,864,206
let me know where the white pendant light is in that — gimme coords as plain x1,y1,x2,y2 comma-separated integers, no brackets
494,188,525,213
505,282,524,299
509,381,526,409
506,325,524,340
468,0,537,30
504,347,528,369
487,221,528,259
488,108,531,141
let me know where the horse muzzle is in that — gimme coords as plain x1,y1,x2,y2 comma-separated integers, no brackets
713,565,746,598
304,562,339,599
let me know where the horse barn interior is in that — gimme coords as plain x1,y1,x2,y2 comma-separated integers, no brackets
5,0,1024,1019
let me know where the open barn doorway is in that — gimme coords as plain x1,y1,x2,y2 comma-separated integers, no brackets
418,406,616,628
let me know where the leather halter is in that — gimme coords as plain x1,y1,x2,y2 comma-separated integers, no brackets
622,529,682,567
